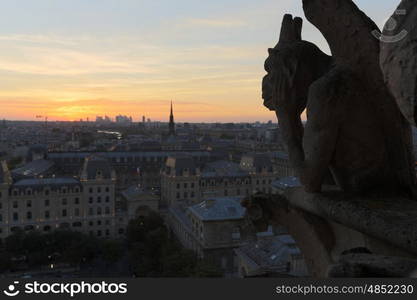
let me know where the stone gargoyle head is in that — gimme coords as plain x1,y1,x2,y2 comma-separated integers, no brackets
262,14,331,116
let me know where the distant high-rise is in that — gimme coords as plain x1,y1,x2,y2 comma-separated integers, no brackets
169,101,175,136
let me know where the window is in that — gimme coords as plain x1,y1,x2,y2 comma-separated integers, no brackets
105,229,110,236
184,192,188,199
74,208,80,217
105,196,110,203
97,220,102,225
97,187,101,193
45,199,50,207
45,211,50,219
191,183,195,188
0,214,2,222
62,209,67,217
27,211,32,220
89,197,93,204
13,212,18,221
97,230,102,237
13,201,18,209
224,190,228,196
97,196,101,203
177,183,180,189
89,221,93,226
89,187,93,193
97,207,102,215
62,198,67,205
105,207,110,215
0,202,2,209
45,190,49,196
176,192,180,199
27,200,32,208
105,187,110,193
74,198,80,205
89,208,93,216
232,227,241,240
184,183,188,188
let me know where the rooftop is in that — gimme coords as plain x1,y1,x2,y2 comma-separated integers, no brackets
14,177,80,187
189,196,246,221
236,234,301,270
272,177,301,190
201,160,248,178
12,159,54,177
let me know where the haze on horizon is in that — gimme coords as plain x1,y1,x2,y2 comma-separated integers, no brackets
0,0,399,123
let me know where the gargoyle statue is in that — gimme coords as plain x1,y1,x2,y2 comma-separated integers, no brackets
263,0,416,196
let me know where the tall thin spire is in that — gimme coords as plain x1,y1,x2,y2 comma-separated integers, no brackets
169,100,175,136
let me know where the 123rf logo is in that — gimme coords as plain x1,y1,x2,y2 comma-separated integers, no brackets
3,281,128,297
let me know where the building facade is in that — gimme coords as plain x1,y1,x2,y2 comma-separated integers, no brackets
161,153,278,208
0,155,120,241
168,196,248,275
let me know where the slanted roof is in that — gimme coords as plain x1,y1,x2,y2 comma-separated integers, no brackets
235,234,302,271
201,160,248,178
240,153,272,170
272,177,301,190
164,155,197,176
12,159,54,178
81,155,113,180
14,177,80,187
189,196,246,221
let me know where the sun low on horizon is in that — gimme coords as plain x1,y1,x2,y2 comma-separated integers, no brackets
0,0,399,123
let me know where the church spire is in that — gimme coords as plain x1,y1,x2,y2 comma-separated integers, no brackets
169,100,175,136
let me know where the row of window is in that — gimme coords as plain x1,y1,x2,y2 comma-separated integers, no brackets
88,187,110,193
0,206,112,222
10,187,81,197
88,196,111,203
3,185,114,198
176,191,196,199
3,221,113,235
0,196,112,210
176,182,195,189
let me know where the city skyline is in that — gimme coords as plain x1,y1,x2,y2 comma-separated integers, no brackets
0,0,399,122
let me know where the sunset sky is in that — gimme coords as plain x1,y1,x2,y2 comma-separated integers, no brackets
0,0,399,122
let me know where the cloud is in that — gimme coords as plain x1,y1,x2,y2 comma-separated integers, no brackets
185,18,246,28
0,45,156,76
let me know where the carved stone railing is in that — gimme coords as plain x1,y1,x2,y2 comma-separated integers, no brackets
244,189,417,277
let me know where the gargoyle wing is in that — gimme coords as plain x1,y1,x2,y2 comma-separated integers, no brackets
302,0,380,75
380,0,417,126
